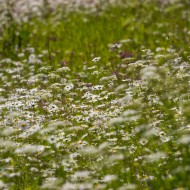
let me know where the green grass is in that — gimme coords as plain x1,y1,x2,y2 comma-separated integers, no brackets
0,0,190,189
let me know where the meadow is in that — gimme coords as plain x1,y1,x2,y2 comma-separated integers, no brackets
0,0,190,189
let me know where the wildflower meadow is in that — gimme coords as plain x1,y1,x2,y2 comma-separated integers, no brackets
0,0,190,189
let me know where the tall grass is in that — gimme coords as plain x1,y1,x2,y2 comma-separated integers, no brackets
0,0,190,189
